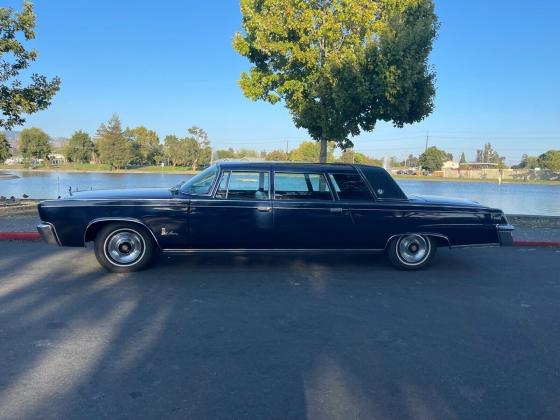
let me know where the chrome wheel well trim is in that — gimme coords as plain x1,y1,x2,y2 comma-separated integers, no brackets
385,232,450,250
84,217,161,249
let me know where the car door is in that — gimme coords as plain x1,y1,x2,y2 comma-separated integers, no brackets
188,169,274,249
272,171,354,249
326,170,387,249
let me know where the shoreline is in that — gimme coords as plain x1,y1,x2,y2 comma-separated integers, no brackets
0,167,197,175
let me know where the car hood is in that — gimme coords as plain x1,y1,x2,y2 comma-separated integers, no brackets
408,194,486,208
68,187,174,200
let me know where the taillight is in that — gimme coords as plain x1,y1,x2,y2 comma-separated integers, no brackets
491,211,507,224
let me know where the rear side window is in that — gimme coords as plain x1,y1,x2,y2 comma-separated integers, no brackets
360,167,407,199
216,171,270,200
274,172,333,201
328,173,373,200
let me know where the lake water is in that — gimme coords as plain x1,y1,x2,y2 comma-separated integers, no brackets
1,170,559,216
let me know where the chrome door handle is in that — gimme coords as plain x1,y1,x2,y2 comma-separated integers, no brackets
257,207,272,212
330,207,344,213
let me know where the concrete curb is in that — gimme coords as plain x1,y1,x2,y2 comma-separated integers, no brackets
0,232,558,248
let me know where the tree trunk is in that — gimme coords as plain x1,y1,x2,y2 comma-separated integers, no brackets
319,137,327,163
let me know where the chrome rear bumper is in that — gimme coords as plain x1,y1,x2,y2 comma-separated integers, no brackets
37,222,60,245
497,224,515,246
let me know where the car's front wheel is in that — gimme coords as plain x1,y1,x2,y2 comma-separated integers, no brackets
387,234,436,270
94,223,155,272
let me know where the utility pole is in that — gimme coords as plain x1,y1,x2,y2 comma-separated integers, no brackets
424,131,429,153
286,138,289,155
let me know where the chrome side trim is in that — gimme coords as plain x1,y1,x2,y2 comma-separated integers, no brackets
385,232,451,249
84,217,162,249
450,243,501,249
496,224,515,232
162,248,384,254
37,222,61,246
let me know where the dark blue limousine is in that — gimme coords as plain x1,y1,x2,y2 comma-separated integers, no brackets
37,162,514,272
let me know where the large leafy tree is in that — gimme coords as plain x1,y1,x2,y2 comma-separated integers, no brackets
95,115,133,170
19,127,50,160
0,1,61,129
419,146,446,172
64,130,94,163
234,0,438,162
537,150,560,172
127,126,161,165
0,132,11,162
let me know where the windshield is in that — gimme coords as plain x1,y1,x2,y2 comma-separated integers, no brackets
178,165,218,195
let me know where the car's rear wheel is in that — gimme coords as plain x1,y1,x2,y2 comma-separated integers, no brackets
387,234,436,270
94,223,155,272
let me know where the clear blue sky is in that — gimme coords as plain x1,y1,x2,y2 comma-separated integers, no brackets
6,0,560,164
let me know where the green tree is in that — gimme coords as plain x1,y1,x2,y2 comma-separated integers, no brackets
354,152,382,166
0,2,61,129
400,154,419,167
19,127,51,161
127,126,161,165
289,141,335,162
64,130,93,163
177,138,201,168
187,126,212,168
419,146,447,172
514,154,538,169
234,0,438,162
235,148,259,158
0,133,11,162
95,115,132,170
215,148,236,160
163,135,180,166
537,150,560,172
476,143,504,165
338,149,356,163
459,152,467,164
265,150,288,161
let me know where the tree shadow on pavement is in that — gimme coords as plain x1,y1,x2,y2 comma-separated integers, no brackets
0,243,559,419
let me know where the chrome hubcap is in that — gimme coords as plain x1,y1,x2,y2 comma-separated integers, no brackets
397,234,429,264
106,230,144,265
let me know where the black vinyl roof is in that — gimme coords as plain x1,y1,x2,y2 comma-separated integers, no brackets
215,161,387,173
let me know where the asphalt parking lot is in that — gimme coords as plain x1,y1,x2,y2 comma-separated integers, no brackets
0,243,559,419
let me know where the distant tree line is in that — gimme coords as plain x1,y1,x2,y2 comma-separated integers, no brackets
399,143,559,173
2,126,559,174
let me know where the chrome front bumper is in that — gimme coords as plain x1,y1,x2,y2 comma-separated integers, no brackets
37,222,60,245
497,224,515,246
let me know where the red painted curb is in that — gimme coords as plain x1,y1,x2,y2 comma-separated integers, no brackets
0,232,41,240
513,240,560,247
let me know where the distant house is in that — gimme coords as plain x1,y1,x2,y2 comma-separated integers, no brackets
48,153,66,165
4,157,23,165
442,160,459,169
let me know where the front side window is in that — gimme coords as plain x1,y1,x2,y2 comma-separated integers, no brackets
274,172,333,201
180,165,218,195
328,173,373,200
216,171,270,200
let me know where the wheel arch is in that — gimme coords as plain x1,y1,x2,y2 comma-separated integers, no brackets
84,218,161,249
385,232,450,250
